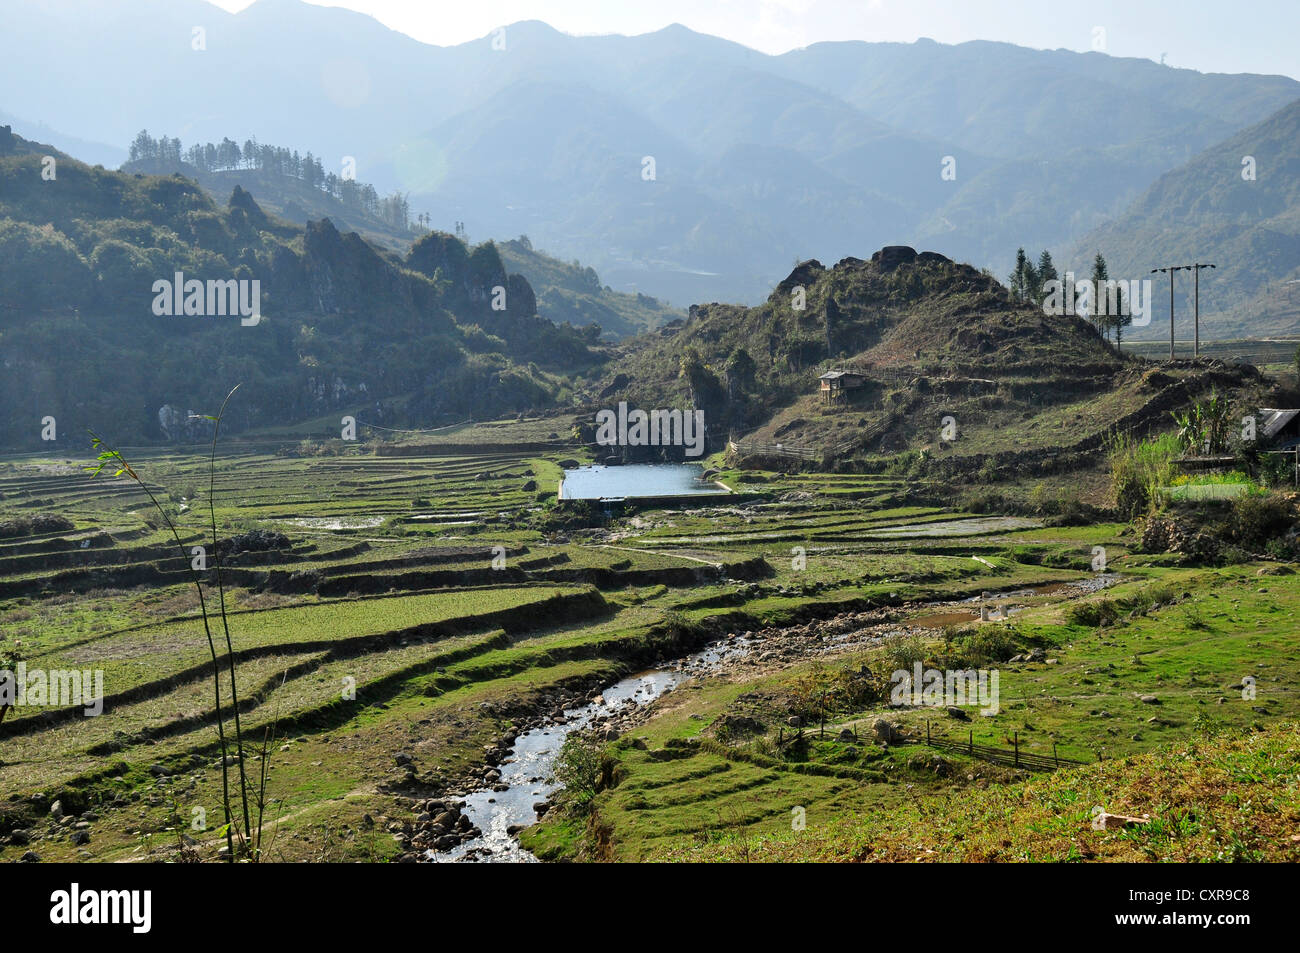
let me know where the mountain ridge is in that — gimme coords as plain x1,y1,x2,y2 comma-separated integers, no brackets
5,0,1297,312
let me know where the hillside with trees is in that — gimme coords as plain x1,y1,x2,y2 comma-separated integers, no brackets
596,245,1272,476
1071,96,1300,340
118,130,682,338
0,130,603,448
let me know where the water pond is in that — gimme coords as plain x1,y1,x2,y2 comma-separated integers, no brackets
559,463,729,500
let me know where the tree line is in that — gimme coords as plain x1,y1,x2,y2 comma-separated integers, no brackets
126,130,416,233
1008,247,1133,347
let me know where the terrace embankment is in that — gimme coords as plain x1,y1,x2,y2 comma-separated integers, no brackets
0,587,611,741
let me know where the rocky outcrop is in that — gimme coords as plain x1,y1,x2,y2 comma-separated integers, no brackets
871,245,917,269
776,259,825,295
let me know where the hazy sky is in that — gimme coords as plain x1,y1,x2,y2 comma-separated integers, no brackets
206,0,1300,79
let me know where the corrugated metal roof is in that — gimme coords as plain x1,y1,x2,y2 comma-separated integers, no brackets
1261,408,1300,439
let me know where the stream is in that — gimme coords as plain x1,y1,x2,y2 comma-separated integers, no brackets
431,636,756,862
430,572,1118,862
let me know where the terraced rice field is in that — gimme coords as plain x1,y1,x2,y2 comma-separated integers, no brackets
3,439,1280,863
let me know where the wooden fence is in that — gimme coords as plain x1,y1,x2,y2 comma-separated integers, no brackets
727,435,876,462
777,718,1087,773
922,720,1086,772
727,440,820,460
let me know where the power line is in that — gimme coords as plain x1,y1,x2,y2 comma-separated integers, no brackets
1150,265,1186,361
1188,263,1216,357
1151,263,1215,359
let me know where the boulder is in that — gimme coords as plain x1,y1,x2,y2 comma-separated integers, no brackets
871,245,917,270
873,718,903,744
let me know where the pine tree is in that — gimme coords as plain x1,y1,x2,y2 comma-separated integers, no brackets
1036,250,1058,306
1008,247,1029,301
1090,253,1110,337
1113,283,1132,350
1024,258,1040,304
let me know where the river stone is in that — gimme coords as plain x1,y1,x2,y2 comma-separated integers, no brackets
873,718,902,744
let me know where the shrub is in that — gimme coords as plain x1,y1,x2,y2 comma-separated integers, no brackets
1228,492,1294,547
1108,432,1177,519
882,633,926,671
961,490,1008,514
950,626,1023,666
551,735,614,816
1128,584,1177,614
1067,599,1120,627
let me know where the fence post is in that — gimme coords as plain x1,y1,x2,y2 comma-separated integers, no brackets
1053,743,1058,768
1014,731,1020,767
927,719,931,745
968,729,973,755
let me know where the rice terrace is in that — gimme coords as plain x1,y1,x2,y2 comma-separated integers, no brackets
4,365,1300,866
2,4,1300,912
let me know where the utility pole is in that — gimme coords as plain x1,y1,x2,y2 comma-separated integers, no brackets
1152,265,1190,360
1187,263,1216,358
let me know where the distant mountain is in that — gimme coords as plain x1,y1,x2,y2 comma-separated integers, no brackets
4,0,1298,314
497,238,681,339
0,111,124,168
0,130,603,449
1071,96,1300,340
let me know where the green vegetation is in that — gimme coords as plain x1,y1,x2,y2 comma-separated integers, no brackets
0,130,609,448
1109,432,1178,519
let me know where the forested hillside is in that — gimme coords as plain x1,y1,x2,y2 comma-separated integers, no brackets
0,130,601,448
